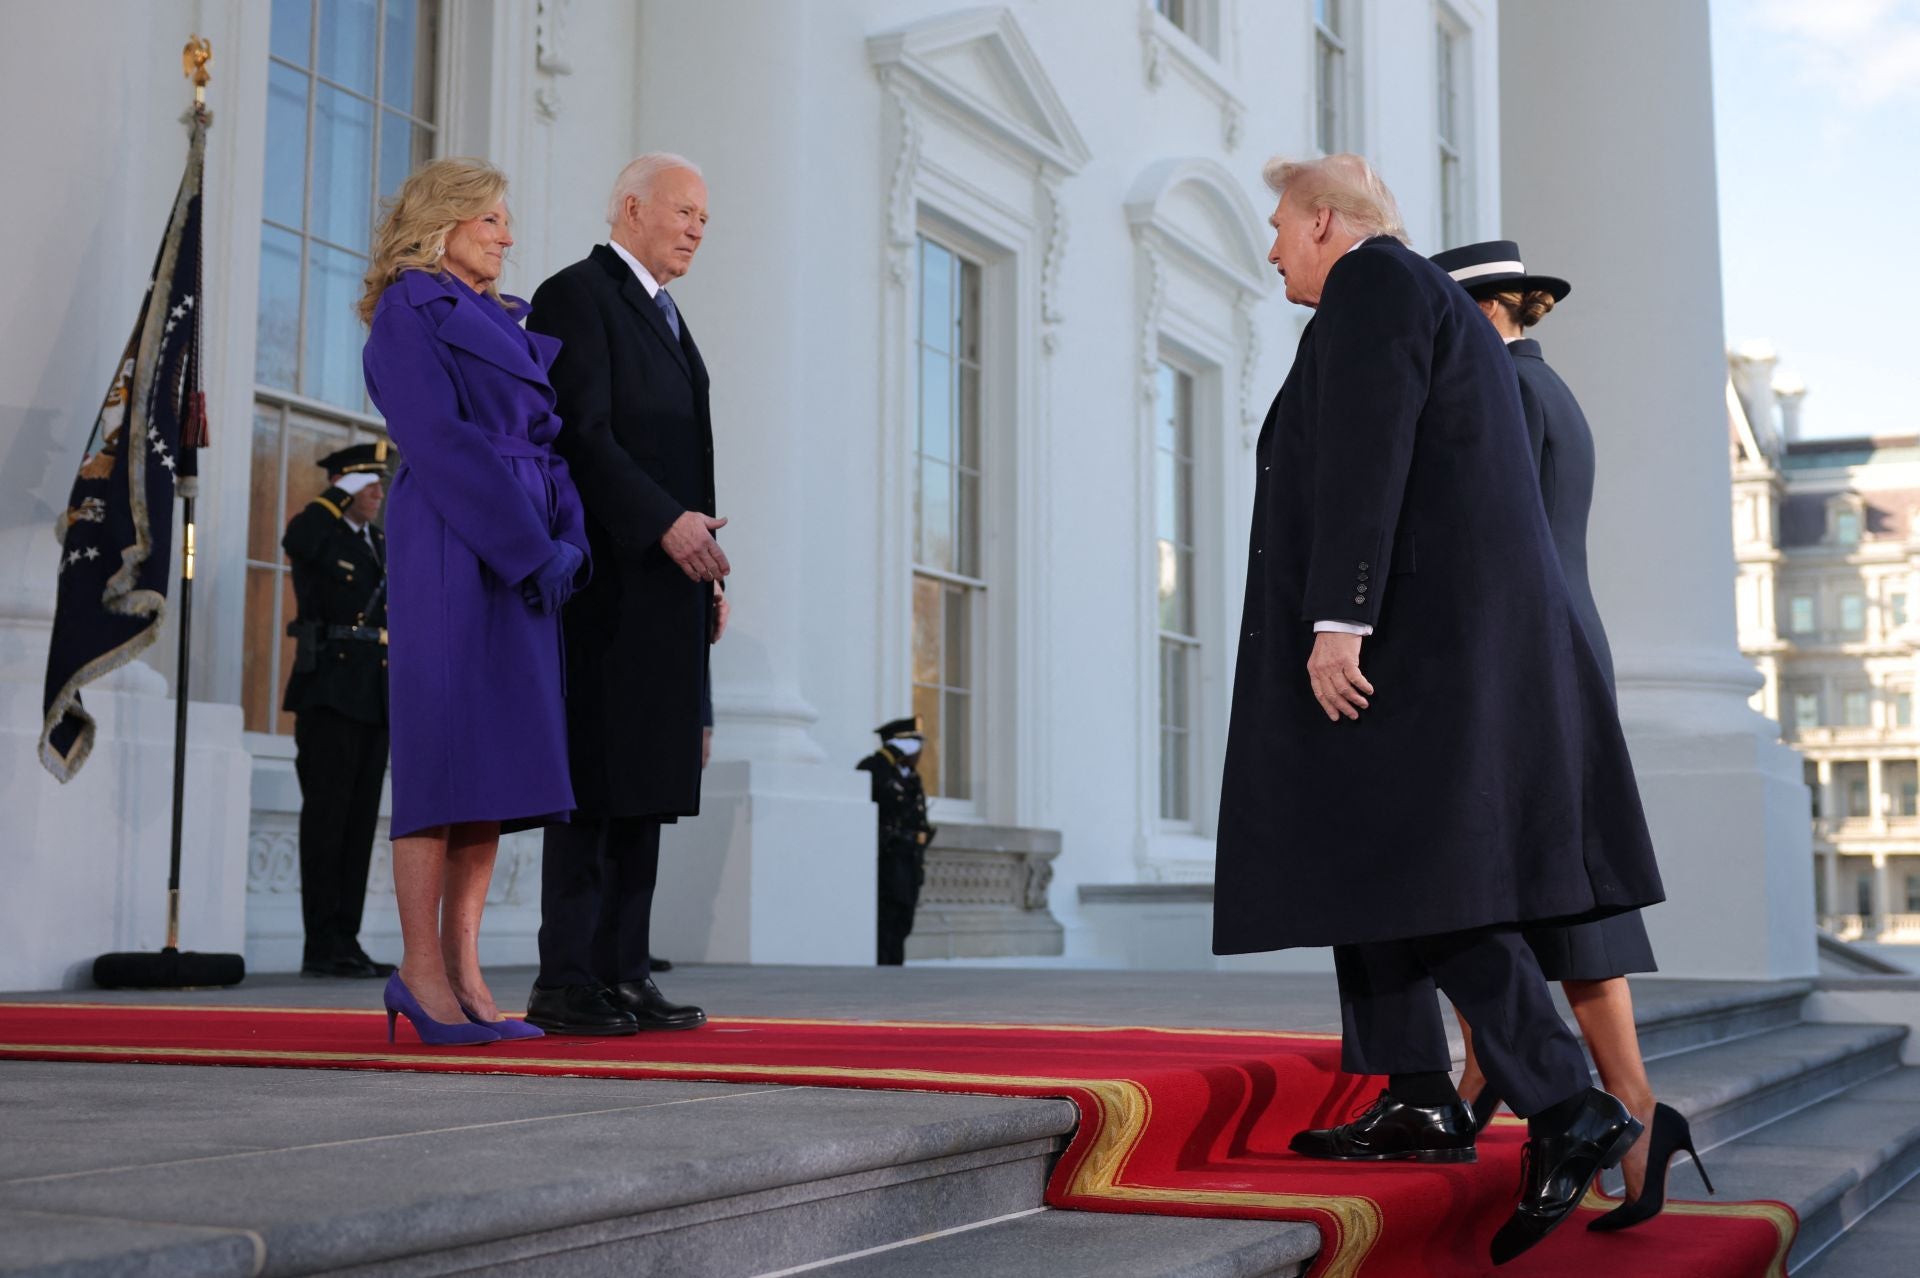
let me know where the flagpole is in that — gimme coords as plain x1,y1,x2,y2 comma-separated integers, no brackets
92,34,242,990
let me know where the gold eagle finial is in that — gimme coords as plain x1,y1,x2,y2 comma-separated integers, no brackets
182,36,212,104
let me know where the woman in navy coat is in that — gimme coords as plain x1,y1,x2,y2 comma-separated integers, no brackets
1432,240,1701,1228
356,159,589,1045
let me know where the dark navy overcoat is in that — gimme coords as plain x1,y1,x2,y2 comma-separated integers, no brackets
527,246,717,821
1212,238,1665,954
362,269,590,838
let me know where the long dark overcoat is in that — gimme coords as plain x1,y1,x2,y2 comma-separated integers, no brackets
1212,238,1665,954
1508,336,1657,978
527,246,716,820
362,269,590,838
281,499,387,727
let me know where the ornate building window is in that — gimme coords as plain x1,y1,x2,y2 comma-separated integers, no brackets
1434,9,1471,247
1155,361,1199,822
1314,0,1351,154
1844,689,1870,727
912,235,985,801
1794,690,1820,729
244,0,439,734
1841,593,1865,635
1789,594,1815,635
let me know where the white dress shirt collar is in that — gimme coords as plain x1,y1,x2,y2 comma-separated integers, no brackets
607,239,662,298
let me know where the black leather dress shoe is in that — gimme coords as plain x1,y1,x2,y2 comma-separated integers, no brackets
524,983,639,1036
649,954,674,973
605,979,707,1030
1490,1088,1643,1265
346,945,397,978
1289,1090,1477,1163
301,955,381,978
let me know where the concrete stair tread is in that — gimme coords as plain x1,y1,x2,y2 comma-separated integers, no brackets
1639,1021,1905,1147
790,1208,1320,1278
1796,1164,1920,1276
0,1063,1076,1277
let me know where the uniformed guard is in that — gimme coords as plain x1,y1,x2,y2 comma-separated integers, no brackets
284,442,395,978
857,717,937,966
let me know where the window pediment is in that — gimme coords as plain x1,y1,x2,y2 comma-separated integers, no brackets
1125,157,1272,299
868,7,1089,175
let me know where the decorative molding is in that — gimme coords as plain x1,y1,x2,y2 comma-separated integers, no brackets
1138,243,1167,398
1039,174,1068,353
248,815,541,907
883,80,923,288
867,7,1091,176
1236,292,1260,445
533,0,574,121
1138,5,1247,151
1124,157,1272,299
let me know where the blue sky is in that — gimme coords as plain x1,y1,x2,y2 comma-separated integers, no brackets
1712,0,1920,439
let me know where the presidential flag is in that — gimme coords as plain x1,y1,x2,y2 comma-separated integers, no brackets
39,109,210,782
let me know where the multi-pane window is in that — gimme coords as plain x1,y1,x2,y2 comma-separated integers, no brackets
1435,14,1468,247
1907,875,1920,913
1790,595,1814,634
1891,763,1920,816
1844,690,1870,727
245,0,439,734
1794,691,1820,729
1842,593,1865,634
1156,362,1199,823
1857,873,1874,917
1892,592,1909,628
912,236,984,801
1835,510,1861,545
1849,779,1871,818
1313,0,1349,154
1897,691,1914,729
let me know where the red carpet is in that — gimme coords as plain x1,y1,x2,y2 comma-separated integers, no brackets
0,1003,1791,1277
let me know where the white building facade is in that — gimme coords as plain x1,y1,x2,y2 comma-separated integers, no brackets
1,0,1810,989
1732,344,1920,951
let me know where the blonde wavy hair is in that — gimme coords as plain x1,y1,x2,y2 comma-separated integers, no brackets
357,157,512,324
1261,153,1409,246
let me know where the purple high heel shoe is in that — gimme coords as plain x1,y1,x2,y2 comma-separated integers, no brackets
383,973,501,1046
461,1003,546,1041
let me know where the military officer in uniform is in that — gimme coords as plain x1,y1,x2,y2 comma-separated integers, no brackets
284,442,396,979
857,717,936,966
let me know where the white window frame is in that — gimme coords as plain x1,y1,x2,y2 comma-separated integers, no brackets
1312,0,1357,156
1434,6,1472,248
1153,354,1206,828
1789,594,1815,635
1793,690,1820,729
1841,592,1866,635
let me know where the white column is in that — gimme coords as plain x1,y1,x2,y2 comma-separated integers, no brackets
1822,851,1840,924
1871,757,1888,833
630,2,875,965
1499,0,1815,977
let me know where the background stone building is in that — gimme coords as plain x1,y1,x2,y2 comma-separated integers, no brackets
1,0,1808,988
1733,343,1920,957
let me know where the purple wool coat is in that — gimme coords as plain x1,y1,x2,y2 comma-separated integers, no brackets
362,268,590,839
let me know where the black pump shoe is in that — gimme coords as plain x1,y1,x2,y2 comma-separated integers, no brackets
1491,1088,1643,1265
605,978,706,1030
1588,1102,1714,1232
1289,1090,1478,1163
524,983,639,1036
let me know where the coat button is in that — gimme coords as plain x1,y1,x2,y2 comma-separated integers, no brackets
1357,561,1369,571
1353,595,1366,605
1357,583,1368,594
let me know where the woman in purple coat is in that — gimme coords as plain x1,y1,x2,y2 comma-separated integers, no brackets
356,159,589,1045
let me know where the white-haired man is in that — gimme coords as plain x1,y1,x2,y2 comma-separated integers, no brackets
1211,153,1667,1265
523,154,728,1037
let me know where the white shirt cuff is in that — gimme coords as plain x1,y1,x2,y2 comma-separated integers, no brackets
1313,620,1374,636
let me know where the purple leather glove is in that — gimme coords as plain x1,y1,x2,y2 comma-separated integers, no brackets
521,541,584,614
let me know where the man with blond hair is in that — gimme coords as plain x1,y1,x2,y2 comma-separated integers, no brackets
1212,153,1667,1264
522,153,726,1037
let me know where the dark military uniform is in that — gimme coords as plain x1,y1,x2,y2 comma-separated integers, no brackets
857,718,936,966
283,444,392,978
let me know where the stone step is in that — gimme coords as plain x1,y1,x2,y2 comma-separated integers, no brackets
1659,1067,1920,1273
0,1062,1077,1278
1630,980,1814,1063
1794,1136,1920,1277
777,1208,1320,1278
1644,1020,1907,1153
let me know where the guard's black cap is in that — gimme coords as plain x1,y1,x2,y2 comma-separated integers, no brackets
318,441,392,475
875,716,923,741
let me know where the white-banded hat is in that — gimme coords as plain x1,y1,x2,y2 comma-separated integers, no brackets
1429,239,1570,302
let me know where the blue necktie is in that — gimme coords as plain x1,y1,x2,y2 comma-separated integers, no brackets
655,287,681,340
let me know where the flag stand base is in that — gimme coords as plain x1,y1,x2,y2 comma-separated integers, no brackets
93,947,244,990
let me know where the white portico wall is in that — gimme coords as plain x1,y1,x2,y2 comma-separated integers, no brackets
0,1,250,990
1499,0,1816,978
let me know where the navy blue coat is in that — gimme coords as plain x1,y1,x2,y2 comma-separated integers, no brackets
528,246,716,820
1212,238,1665,953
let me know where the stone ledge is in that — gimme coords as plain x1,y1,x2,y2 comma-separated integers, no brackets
908,824,1064,960
1078,883,1215,906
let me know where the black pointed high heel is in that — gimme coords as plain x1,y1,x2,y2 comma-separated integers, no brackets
1466,1088,1502,1134
1588,1102,1714,1232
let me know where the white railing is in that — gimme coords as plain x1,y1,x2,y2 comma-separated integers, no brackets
1820,913,1920,942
